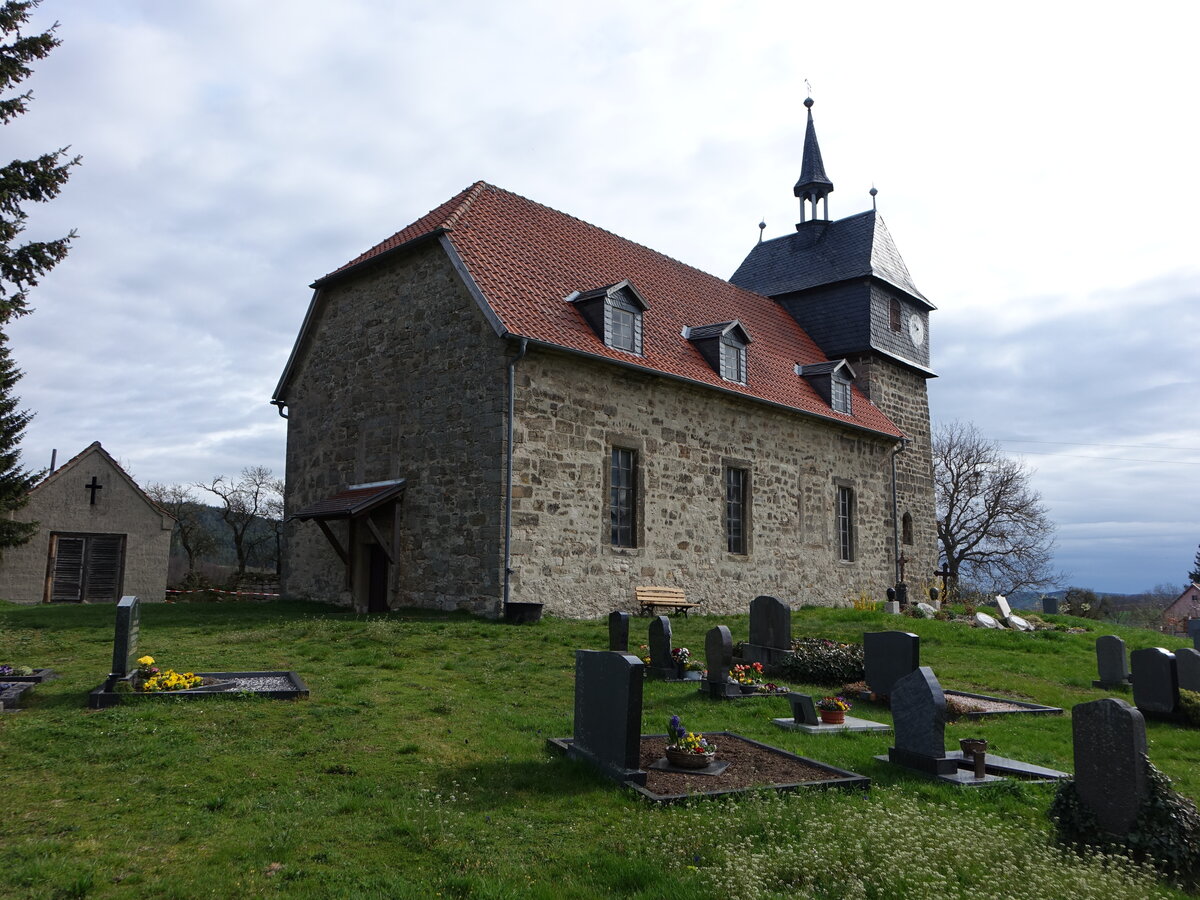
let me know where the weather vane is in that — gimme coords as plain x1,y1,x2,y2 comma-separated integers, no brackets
804,78,812,97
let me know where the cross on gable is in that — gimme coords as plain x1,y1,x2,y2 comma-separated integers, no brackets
85,476,103,505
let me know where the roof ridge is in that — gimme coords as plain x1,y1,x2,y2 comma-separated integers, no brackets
441,180,489,231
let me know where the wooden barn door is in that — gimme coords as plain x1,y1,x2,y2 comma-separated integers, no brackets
48,533,126,603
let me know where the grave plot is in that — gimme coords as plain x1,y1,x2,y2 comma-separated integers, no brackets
1093,635,1132,689
698,625,789,698
87,596,309,709
858,630,1062,717
0,666,57,683
773,691,890,735
0,680,36,711
875,667,1067,786
547,649,868,803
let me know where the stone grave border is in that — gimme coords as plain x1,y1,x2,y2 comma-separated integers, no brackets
88,671,309,709
943,689,1063,719
0,668,57,683
547,731,870,804
0,680,36,711
873,748,1068,786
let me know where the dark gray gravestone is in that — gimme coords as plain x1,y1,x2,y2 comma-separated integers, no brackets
1094,635,1130,687
569,650,645,785
742,595,792,666
701,625,741,697
608,611,630,652
788,692,819,725
646,616,675,679
887,666,956,775
1042,596,1059,615
863,631,919,697
107,596,141,689
1176,648,1200,693
1189,618,1200,651
1072,698,1148,837
1130,647,1179,715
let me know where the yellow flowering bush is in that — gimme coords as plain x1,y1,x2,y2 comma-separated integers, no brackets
139,668,203,692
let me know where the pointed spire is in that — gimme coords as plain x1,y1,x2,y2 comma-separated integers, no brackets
794,97,834,225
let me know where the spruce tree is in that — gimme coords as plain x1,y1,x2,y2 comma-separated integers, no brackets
1,0,79,323
1190,544,1200,585
0,332,38,551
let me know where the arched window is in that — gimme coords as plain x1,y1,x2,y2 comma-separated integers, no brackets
889,298,902,332
902,512,913,545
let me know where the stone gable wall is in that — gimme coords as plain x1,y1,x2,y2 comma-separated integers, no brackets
507,349,914,617
0,449,173,603
281,242,508,614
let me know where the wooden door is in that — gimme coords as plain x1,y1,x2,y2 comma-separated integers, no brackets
48,533,126,603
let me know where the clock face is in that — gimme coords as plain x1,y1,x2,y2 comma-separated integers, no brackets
908,314,925,347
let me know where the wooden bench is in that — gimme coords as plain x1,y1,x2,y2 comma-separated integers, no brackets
635,586,700,617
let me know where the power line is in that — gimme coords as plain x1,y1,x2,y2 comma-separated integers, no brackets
1001,448,1200,466
998,438,1196,452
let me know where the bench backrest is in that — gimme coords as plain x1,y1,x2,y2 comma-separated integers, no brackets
635,586,688,604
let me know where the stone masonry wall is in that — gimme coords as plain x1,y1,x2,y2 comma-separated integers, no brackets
507,349,907,617
0,449,174,603
847,352,938,590
282,241,508,614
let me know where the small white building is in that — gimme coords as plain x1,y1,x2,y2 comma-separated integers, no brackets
0,442,174,603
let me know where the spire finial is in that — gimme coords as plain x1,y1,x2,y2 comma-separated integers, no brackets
870,185,878,211
758,218,766,244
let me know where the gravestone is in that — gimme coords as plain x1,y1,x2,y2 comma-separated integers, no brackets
1007,614,1032,632
788,692,819,725
1042,596,1059,615
608,611,630,652
863,631,919,697
887,666,957,775
995,595,1011,619
1175,647,1200,693
106,596,141,690
1072,698,1147,836
974,612,1002,629
700,625,741,697
742,595,792,667
1093,635,1130,687
914,602,936,619
568,650,646,785
1129,647,1178,715
884,599,901,615
646,616,676,680
1189,618,1200,651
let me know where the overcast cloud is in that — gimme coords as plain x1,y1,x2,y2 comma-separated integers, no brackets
8,1,1199,593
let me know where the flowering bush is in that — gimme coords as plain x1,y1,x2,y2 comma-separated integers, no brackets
671,647,690,665
666,715,716,755
0,664,33,677
816,695,852,712
731,662,765,685
136,655,158,677
134,655,203,692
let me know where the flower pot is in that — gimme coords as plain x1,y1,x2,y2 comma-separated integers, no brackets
665,747,716,769
819,709,846,725
959,738,988,757
740,683,759,694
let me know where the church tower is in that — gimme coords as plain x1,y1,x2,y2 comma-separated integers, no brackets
730,97,938,588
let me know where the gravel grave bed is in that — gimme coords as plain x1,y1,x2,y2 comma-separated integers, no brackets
638,734,841,795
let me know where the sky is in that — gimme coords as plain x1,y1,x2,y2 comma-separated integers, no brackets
6,1,1199,594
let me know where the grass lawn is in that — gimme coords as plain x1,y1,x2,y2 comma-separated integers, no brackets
1,599,1196,898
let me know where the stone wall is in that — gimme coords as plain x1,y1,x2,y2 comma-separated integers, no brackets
281,241,508,614
0,447,173,604
507,349,915,617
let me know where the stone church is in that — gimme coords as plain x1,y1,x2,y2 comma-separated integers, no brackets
273,100,937,617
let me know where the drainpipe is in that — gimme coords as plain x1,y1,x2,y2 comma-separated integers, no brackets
891,437,909,584
503,338,529,615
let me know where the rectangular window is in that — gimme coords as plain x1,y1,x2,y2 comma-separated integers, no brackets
610,448,637,547
725,467,748,554
609,305,636,352
832,378,852,414
837,485,854,561
720,340,746,384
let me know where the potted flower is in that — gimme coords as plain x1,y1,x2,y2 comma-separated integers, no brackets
664,715,717,768
671,647,700,679
731,661,765,692
816,695,852,724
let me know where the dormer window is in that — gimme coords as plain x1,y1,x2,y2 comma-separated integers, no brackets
796,359,856,415
684,321,752,386
566,280,648,355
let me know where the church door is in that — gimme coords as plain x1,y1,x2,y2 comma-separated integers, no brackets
47,533,126,603
367,543,389,613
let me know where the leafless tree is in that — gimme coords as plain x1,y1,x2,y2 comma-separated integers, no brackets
144,482,217,583
198,466,284,579
934,421,1059,597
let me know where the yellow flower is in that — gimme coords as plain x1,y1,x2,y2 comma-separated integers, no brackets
137,655,155,666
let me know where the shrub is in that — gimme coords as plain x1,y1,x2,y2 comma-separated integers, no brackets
1049,755,1200,889
778,638,864,685
1179,689,1200,727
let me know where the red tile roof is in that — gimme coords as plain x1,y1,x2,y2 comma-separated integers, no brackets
313,182,903,439
290,480,406,521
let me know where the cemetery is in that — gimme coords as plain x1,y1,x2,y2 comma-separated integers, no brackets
2,597,1199,897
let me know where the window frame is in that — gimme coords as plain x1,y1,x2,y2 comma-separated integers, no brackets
609,447,638,548
724,465,749,555
836,484,855,562
605,292,643,355
831,375,852,414
719,337,747,384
